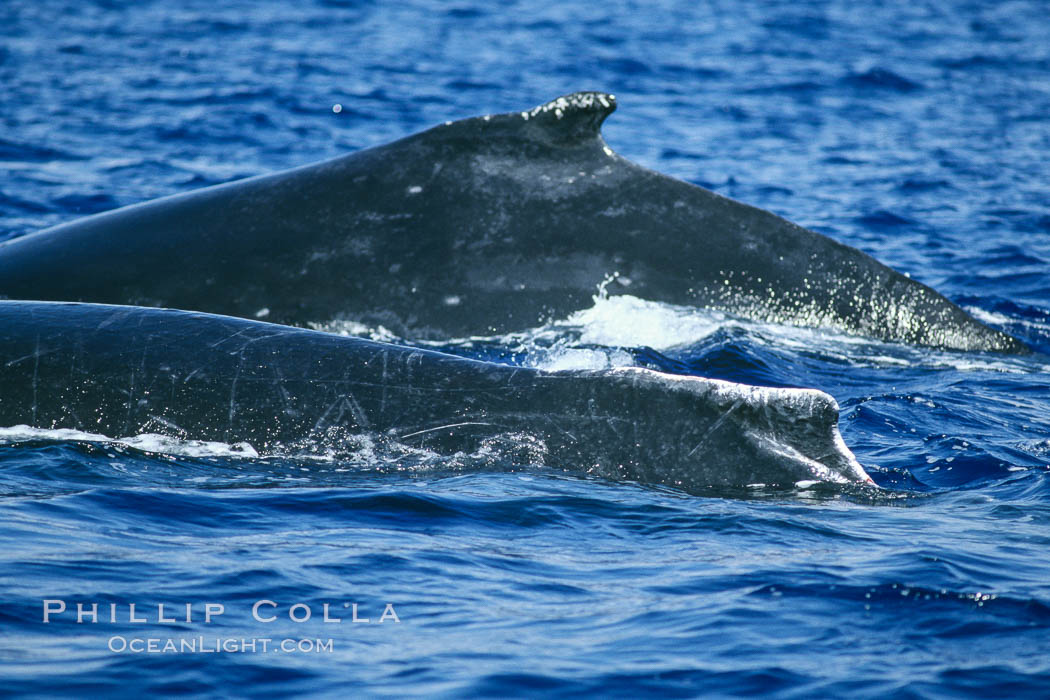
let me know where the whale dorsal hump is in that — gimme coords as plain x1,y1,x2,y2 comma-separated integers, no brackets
516,91,617,144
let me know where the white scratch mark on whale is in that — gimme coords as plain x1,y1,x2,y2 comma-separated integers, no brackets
399,422,495,440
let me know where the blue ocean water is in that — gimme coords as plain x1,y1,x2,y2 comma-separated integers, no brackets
2,0,1050,696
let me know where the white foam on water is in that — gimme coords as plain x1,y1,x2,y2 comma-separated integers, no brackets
307,276,1043,378
547,293,1036,374
559,294,723,350
0,425,260,458
719,312,1041,374
118,434,259,458
529,347,634,372
966,307,1014,327
0,424,560,473
967,305,1050,344
492,288,727,371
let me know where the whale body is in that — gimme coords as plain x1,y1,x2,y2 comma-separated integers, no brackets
0,92,1023,352
0,301,871,490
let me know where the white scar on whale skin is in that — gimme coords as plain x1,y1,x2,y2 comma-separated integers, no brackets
398,422,496,440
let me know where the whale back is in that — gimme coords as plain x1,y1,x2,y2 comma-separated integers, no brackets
0,301,871,490
0,92,1026,352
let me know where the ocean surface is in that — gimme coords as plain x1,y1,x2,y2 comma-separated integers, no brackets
2,0,1050,696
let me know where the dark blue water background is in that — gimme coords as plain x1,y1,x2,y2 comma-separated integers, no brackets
2,0,1050,696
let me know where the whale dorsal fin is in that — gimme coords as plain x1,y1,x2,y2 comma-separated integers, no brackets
518,91,617,144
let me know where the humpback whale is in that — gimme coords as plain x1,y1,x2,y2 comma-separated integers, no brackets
0,92,1024,353
0,301,872,490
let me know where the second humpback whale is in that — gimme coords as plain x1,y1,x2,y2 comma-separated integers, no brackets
0,92,1024,352
0,302,871,490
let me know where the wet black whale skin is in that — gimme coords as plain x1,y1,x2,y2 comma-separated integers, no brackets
0,301,871,489
0,92,1025,352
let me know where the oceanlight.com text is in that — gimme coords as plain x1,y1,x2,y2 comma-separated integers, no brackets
107,636,335,654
